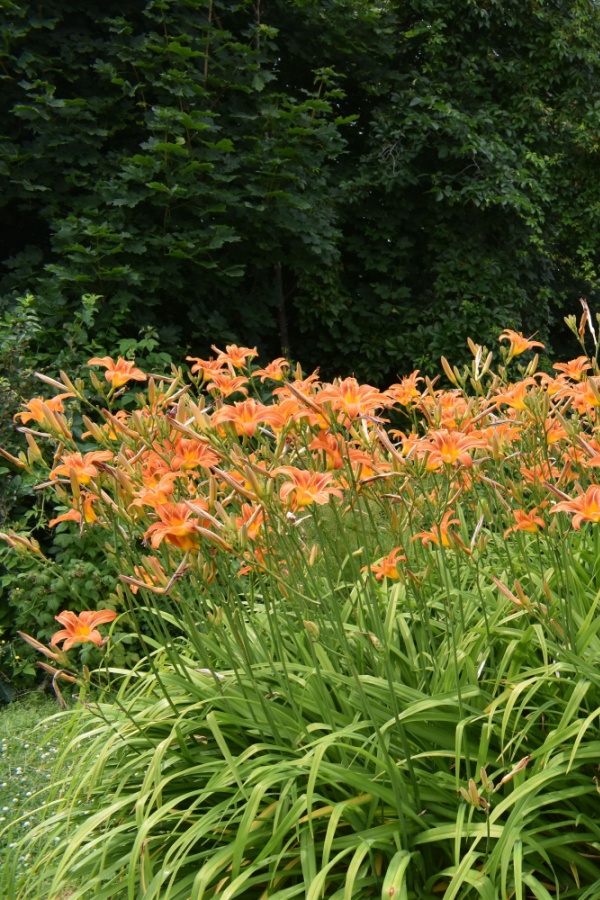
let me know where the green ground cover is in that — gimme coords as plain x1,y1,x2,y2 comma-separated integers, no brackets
0,695,64,883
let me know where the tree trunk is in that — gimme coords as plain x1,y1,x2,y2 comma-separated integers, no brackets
274,261,290,357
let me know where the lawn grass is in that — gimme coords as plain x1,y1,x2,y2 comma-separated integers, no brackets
0,693,65,885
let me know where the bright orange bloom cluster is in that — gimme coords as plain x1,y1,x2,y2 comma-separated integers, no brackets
8,327,600,633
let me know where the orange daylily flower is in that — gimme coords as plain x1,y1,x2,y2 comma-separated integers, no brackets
504,508,545,538
253,357,291,382
499,329,545,359
87,356,147,388
235,503,265,541
309,431,345,470
571,379,600,413
141,451,172,484
211,343,258,368
49,492,99,527
347,445,385,481
50,609,118,651
418,390,487,433
577,437,600,467
170,437,221,472
144,501,208,551
385,372,423,407
238,545,268,577
538,372,570,399
212,398,284,437
130,472,178,510
51,450,113,485
543,418,567,445
520,460,560,485
390,431,421,457
14,393,75,425
277,466,344,509
553,356,592,381
494,379,536,411
186,355,229,379
551,485,600,529
273,370,321,399
362,547,406,581
481,421,522,458
49,507,81,528
204,371,249,397
412,510,463,549
317,378,388,421
418,429,486,469
82,409,130,440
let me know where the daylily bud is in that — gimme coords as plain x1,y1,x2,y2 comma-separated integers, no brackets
303,620,319,640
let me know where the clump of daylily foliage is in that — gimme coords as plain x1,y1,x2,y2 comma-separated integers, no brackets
5,309,600,898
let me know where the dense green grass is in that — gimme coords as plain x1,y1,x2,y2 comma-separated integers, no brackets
0,695,65,886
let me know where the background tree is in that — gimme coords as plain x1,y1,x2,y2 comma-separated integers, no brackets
1,0,600,380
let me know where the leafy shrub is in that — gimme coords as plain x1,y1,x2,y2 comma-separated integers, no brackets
0,294,172,693
5,322,600,895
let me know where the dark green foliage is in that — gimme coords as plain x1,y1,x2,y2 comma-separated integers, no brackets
0,296,40,528
0,517,138,693
0,0,348,362
1,0,600,374
0,291,170,693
